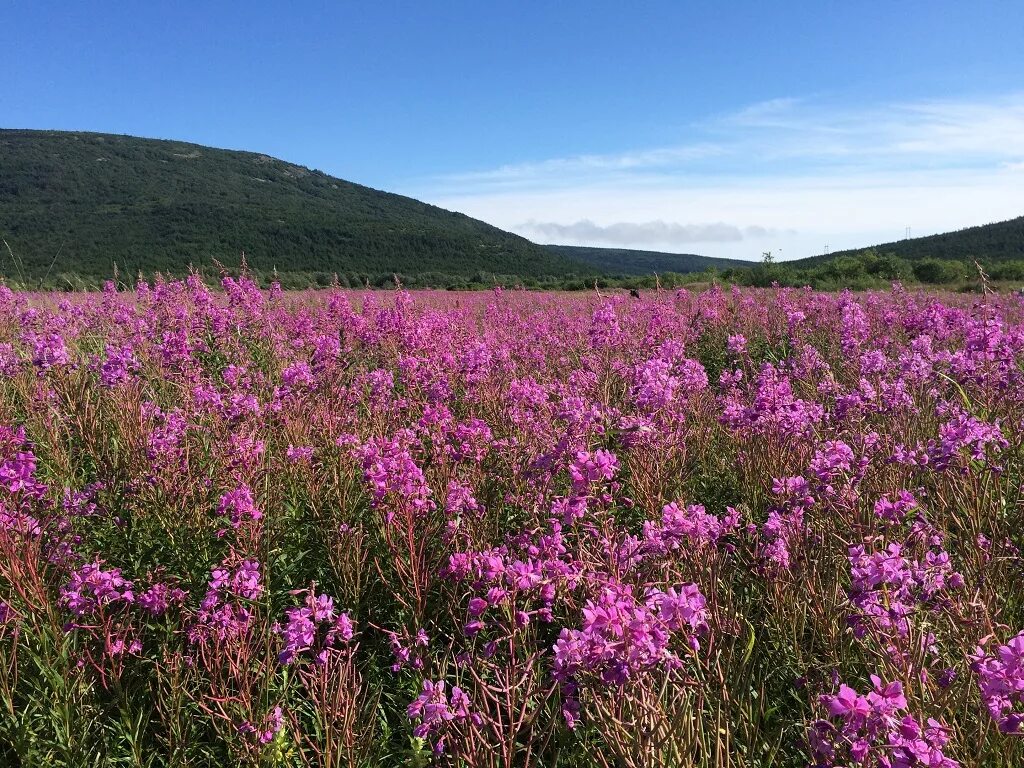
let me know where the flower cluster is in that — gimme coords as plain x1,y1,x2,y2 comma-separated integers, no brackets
137,582,188,617
353,431,434,519
971,631,1024,734
98,343,140,387
641,502,739,555
568,449,619,493
407,679,478,754
552,582,708,686
238,706,284,745
847,541,964,639
810,677,959,767
275,591,355,665
215,485,263,530
445,524,581,637
190,559,263,642
60,561,135,616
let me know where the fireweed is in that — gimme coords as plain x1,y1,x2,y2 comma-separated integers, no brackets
0,281,1022,766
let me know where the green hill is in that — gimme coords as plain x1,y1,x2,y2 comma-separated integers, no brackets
711,216,1024,290
543,244,754,275
0,129,592,285
791,216,1024,266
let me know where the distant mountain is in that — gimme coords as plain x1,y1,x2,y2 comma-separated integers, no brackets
0,130,592,284
791,216,1024,265
543,244,754,275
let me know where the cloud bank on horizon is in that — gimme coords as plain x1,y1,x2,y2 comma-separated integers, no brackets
522,219,786,247
410,93,1024,261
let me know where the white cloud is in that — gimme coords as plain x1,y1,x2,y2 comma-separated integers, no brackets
401,93,1024,260
440,142,726,187
709,93,1024,163
520,219,783,247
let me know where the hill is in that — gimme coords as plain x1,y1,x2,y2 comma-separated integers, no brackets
790,216,1024,266
543,244,753,275
0,130,592,285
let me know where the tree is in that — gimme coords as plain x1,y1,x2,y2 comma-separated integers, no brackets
912,258,963,284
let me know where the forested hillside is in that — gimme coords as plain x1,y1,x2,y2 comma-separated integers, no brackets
0,130,591,286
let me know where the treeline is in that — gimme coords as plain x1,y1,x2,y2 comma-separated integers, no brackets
794,216,1024,265
719,250,1024,291
7,251,1024,294
9,267,704,293
543,244,750,275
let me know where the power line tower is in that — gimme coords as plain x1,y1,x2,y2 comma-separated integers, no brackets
905,226,911,240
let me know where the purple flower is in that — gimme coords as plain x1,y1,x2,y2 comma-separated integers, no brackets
727,334,747,354
137,583,187,617
215,486,262,529
825,684,870,721
28,332,70,370
98,343,140,387
813,678,958,767
276,590,354,665
972,631,1024,733
354,432,434,519
285,445,314,463
568,449,618,492
238,706,284,745
191,559,264,642
553,582,708,686
847,539,962,640
874,490,919,523
60,561,134,617
407,679,475,750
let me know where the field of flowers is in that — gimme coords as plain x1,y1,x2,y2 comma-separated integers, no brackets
0,277,1022,767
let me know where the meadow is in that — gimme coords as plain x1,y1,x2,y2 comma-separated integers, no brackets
0,278,1022,767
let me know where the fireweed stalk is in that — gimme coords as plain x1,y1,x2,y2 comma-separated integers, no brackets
0,280,1022,766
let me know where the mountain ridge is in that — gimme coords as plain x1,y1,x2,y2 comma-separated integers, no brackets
790,216,1024,265
542,244,754,275
0,129,592,284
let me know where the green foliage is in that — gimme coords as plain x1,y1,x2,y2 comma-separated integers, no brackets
790,216,1024,266
862,252,911,280
556,216,1024,291
715,249,1024,292
0,130,594,285
912,258,967,284
543,245,752,276
989,261,1024,281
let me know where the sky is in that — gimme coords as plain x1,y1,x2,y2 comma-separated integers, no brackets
3,1,1024,261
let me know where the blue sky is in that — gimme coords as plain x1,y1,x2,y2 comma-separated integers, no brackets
4,1,1024,260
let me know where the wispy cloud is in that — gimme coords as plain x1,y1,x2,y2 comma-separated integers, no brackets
441,142,726,186
406,93,1024,259
707,93,1024,165
439,93,1024,190
715,96,805,129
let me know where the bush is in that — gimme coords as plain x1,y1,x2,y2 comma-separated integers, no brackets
912,258,966,284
